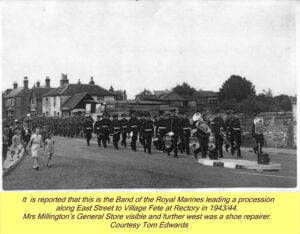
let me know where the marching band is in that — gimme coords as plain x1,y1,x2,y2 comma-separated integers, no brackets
3,109,252,163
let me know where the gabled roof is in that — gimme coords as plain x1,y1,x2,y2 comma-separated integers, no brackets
153,90,171,97
3,89,12,96
158,92,188,101
43,84,114,97
6,87,31,98
30,87,54,100
61,92,93,110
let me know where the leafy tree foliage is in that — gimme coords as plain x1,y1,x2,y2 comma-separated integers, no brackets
218,75,256,102
173,82,196,98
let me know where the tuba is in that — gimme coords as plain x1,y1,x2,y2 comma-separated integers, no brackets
254,117,264,134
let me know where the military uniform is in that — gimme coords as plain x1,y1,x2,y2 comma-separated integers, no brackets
140,113,154,154
111,115,121,149
193,115,210,158
139,114,146,147
166,111,181,158
156,113,168,151
84,117,93,146
128,112,140,151
211,113,225,158
224,112,233,152
230,112,242,157
252,115,264,154
99,114,111,148
94,116,102,147
119,114,129,148
181,114,191,155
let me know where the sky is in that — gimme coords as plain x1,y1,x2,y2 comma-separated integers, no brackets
0,0,298,99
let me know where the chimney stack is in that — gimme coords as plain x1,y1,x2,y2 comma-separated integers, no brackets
24,77,29,89
36,80,40,88
45,77,50,88
13,82,18,89
89,76,95,85
60,73,69,86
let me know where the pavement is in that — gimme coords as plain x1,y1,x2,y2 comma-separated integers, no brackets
2,135,297,189
2,148,26,176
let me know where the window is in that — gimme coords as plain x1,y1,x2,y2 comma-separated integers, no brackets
97,96,104,102
53,97,56,107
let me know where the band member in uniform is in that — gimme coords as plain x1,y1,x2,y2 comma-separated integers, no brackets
193,112,210,158
128,111,140,152
231,111,242,157
140,112,154,154
94,115,102,147
138,113,146,147
111,114,121,150
224,110,233,152
156,111,168,151
181,112,191,155
252,113,264,154
177,112,184,153
100,113,111,148
166,109,180,158
84,116,93,146
210,109,225,158
119,113,129,148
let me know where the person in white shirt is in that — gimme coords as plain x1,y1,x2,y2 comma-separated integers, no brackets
28,128,43,170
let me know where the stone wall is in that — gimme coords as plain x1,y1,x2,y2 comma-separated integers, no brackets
242,112,296,149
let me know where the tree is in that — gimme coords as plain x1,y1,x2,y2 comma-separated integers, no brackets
273,95,292,111
218,75,256,102
172,82,196,98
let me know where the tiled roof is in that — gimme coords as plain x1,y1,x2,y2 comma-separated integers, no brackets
6,87,31,98
61,92,93,110
30,87,53,99
43,84,113,97
159,92,188,101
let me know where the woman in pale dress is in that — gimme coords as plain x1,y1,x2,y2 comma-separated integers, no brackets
28,128,43,170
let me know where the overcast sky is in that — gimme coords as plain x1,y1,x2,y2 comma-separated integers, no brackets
1,0,297,99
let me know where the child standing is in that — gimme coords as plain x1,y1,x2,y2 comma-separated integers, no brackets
10,130,23,160
45,133,55,168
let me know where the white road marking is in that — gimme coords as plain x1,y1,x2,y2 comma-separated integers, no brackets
235,171,296,180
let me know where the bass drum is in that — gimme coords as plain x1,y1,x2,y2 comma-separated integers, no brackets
165,135,172,149
189,136,200,152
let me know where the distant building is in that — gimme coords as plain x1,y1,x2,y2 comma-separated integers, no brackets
153,90,196,114
29,77,53,116
111,90,127,101
2,88,12,123
42,74,115,117
4,77,31,120
195,90,218,111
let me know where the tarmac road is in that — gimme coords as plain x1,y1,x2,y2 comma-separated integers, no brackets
2,136,297,190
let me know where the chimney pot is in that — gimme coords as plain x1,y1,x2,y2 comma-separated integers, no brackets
45,77,50,88
24,77,29,89
89,76,95,85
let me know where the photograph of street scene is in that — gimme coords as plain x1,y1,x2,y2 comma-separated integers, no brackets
1,1,297,189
